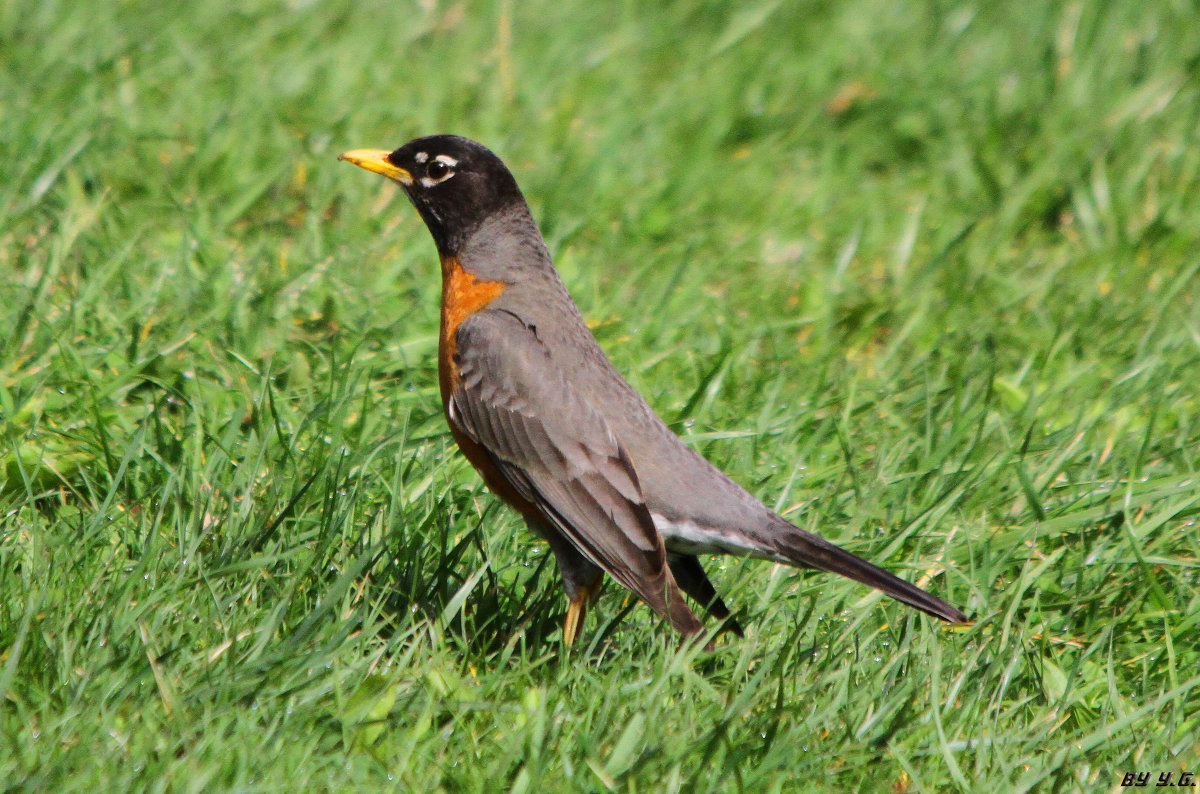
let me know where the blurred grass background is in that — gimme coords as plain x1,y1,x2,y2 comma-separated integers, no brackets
2,0,1199,789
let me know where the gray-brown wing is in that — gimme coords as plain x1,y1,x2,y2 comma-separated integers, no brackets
448,309,700,633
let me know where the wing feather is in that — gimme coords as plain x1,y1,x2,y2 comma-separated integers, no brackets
448,309,698,632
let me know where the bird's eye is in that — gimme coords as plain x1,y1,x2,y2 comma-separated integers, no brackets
417,156,458,188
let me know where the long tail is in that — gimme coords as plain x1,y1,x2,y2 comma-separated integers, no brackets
770,520,967,623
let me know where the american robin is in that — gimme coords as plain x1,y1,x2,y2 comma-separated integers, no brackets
339,135,967,644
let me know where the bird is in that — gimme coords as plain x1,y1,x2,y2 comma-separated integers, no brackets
339,135,967,645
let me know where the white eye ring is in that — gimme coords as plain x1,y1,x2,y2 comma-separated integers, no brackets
419,154,458,187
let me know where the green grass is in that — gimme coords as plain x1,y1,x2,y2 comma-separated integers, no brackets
3,0,1199,789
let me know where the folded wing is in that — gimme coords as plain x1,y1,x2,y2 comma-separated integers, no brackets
448,309,702,635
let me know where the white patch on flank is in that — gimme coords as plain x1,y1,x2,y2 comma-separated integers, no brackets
652,513,773,559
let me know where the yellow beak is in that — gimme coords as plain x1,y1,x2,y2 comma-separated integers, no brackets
338,149,413,185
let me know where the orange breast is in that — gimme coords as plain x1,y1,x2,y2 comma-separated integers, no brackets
438,255,536,515
438,254,506,403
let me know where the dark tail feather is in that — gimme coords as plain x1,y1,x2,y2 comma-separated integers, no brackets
771,521,967,623
668,553,744,637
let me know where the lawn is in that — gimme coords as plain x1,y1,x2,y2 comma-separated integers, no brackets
2,0,1199,790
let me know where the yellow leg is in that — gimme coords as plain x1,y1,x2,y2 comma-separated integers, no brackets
562,578,603,646
563,598,587,646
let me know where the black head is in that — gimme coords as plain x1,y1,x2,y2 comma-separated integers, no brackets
340,135,527,255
